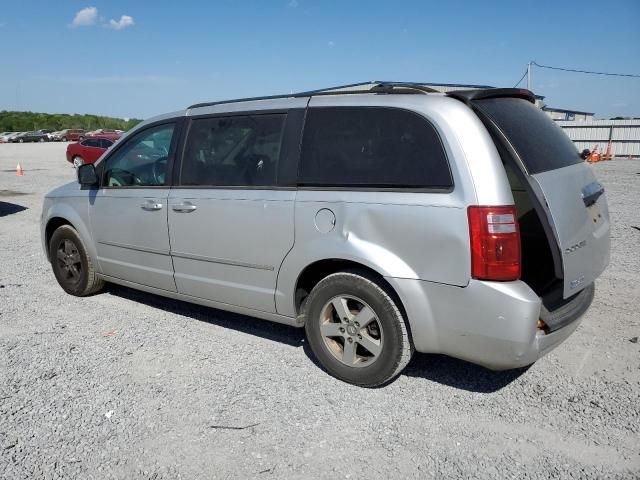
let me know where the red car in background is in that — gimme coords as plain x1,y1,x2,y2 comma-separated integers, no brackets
59,129,86,142
66,136,118,167
80,129,122,141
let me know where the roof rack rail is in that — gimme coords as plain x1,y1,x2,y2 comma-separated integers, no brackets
187,81,441,110
370,82,440,94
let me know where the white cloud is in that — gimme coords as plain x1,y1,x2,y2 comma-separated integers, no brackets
72,6,98,27
108,15,135,30
288,0,299,7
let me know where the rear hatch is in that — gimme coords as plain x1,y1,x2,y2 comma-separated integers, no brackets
450,89,610,299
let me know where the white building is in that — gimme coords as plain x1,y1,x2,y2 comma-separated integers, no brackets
542,107,594,122
557,119,640,158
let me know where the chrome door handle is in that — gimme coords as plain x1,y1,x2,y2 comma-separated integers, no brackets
172,202,197,213
141,200,163,211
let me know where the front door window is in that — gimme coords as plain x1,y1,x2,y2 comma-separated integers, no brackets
103,124,174,187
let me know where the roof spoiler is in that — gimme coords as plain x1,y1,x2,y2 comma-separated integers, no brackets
447,88,536,104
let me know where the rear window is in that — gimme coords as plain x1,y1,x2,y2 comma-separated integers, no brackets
474,98,582,174
299,107,452,189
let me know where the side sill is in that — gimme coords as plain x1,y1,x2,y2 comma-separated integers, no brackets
97,274,302,328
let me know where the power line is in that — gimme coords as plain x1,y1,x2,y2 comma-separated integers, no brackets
531,61,640,78
513,68,528,87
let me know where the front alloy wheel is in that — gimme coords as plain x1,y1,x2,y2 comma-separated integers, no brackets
72,156,84,168
55,239,83,288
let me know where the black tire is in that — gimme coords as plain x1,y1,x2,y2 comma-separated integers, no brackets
49,225,104,296
304,271,413,387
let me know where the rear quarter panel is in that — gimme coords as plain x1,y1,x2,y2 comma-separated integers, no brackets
276,190,470,317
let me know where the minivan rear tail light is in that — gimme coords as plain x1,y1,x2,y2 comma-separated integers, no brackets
467,206,521,281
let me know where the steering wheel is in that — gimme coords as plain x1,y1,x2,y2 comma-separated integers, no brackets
108,176,123,187
107,168,131,187
152,156,168,185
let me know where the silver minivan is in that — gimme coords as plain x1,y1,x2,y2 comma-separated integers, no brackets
41,83,610,386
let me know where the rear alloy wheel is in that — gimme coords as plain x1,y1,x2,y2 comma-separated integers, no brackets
39,137,46,142
304,271,413,387
72,156,84,168
61,136,67,142
319,295,385,367
49,225,104,296
18,138,24,143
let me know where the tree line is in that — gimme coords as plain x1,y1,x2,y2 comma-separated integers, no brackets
0,110,143,132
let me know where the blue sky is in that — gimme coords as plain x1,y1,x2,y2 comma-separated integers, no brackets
1,0,638,119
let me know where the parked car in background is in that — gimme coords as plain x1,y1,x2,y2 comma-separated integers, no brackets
82,130,122,142
66,136,116,167
9,132,26,142
48,131,62,141
0,132,16,143
59,129,86,142
10,131,49,143
3,132,23,142
86,129,118,136
41,84,610,387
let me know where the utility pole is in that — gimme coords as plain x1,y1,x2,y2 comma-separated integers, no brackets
527,62,532,91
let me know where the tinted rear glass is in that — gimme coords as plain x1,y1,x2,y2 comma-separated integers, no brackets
299,107,452,189
474,98,582,174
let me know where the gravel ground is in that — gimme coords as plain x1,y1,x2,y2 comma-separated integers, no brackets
0,143,639,479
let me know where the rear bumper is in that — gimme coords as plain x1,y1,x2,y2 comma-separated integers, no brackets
385,277,592,370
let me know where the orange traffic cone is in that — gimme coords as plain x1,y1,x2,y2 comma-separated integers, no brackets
16,163,24,176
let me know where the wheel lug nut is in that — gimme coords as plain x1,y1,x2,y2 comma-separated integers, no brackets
354,322,360,327
347,337,353,343
339,327,345,333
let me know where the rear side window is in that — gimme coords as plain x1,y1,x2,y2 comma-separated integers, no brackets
474,98,582,174
299,107,452,189
181,114,285,187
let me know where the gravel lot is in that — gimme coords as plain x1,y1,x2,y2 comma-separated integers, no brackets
1,142,639,479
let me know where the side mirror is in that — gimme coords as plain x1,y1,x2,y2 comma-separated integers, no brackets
580,149,591,160
77,164,98,187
